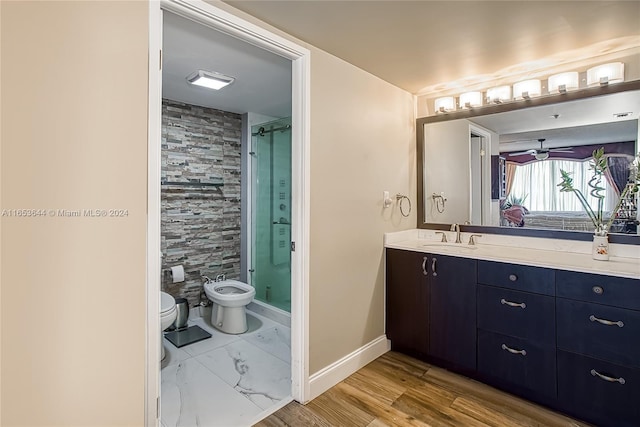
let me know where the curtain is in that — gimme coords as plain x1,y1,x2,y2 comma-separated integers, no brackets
604,156,632,196
505,162,517,199
510,159,615,211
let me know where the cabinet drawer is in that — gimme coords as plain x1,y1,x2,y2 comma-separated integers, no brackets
558,350,640,427
557,270,640,311
478,260,555,295
557,298,640,368
477,329,556,399
477,285,555,344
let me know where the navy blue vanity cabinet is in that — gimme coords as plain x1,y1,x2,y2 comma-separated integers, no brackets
385,248,429,357
478,260,555,295
428,254,477,373
556,270,640,310
556,298,640,368
477,330,557,401
556,271,640,427
385,249,477,372
557,351,640,427
476,261,557,403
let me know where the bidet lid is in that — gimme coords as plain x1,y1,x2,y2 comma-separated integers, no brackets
160,291,176,314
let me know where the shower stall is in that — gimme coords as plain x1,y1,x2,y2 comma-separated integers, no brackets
249,117,292,312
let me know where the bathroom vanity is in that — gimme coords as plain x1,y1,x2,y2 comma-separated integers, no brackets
384,230,640,427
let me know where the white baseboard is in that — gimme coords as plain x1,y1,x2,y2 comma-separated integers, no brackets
308,335,390,401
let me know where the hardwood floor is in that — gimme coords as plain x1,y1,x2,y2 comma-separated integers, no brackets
254,351,589,427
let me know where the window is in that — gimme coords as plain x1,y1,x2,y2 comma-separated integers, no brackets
510,159,615,212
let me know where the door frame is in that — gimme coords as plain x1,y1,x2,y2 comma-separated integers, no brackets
469,124,493,225
146,1,311,425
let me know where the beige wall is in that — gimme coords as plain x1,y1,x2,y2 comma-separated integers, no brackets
307,50,415,372
1,2,148,426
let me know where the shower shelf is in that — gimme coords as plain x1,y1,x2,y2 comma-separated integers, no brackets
161,181,223,187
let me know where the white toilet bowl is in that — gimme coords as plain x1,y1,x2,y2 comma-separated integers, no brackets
203,279,255,334
160,291,177,360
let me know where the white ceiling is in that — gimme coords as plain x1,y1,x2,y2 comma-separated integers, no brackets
162,11,292,117
473,90,640,135
223,1,640,94
468,90,640,151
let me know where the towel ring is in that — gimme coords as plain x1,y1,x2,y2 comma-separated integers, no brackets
396,194,412,217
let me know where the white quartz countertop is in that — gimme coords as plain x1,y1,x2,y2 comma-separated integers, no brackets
384,230,640,280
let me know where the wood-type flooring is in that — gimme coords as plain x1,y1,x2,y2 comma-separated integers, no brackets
254,351,589,427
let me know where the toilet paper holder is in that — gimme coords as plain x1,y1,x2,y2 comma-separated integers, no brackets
168,265,185,283
163,266,184,282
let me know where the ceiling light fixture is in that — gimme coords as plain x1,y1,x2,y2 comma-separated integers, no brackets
513,79,541,100
486,86,511,104
587,62,624,87
434,96,455,113
535,151,549,161
548,71,579,94
186,70,235,90
459,91,483,108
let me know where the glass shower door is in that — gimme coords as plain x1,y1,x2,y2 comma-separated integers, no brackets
250,118,292,312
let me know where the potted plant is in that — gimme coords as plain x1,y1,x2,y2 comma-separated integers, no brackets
558,148,640,260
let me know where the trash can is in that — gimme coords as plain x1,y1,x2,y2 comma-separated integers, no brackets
172,298,189,330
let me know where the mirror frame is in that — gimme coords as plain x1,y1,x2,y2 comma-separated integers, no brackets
417,80,640,245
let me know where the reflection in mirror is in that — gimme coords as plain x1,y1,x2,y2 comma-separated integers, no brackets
499,138,636,233
418,86,640,239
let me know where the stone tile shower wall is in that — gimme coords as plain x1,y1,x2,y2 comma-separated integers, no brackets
161,100,241,306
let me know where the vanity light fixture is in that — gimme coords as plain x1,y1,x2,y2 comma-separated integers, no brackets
486,86,511,104
434,96,456,113
548,71,579,94
513,79,541,100
587,62,624,87
186,70,235,90
426,61,626,117
459,91,483,108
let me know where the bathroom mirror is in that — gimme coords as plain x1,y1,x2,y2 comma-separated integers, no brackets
417,81,640,244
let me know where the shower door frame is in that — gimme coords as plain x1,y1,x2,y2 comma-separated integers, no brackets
248,118,293,311
147,1,311,425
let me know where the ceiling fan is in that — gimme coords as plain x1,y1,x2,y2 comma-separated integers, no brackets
506,139,574,161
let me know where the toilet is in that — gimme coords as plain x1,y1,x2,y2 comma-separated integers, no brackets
160,291,177,360
203,279,255,334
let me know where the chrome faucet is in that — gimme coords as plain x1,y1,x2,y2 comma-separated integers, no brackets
435,231,448,242
468,234,482,245
214,273,226,282
450,223,462,243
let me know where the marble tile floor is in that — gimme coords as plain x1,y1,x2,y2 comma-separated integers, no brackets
161,310,292,427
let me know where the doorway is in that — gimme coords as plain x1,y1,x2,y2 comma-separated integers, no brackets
469,125,493,225
147,1,310,425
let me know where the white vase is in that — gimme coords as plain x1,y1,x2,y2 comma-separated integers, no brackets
592,234,609,261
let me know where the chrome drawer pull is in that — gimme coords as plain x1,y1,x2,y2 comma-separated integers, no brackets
501,344,526,356
432,257,437,277
422,257,428,276
508,274,518,282
589,315,624,328
501,298,526,309
591,369,625,385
